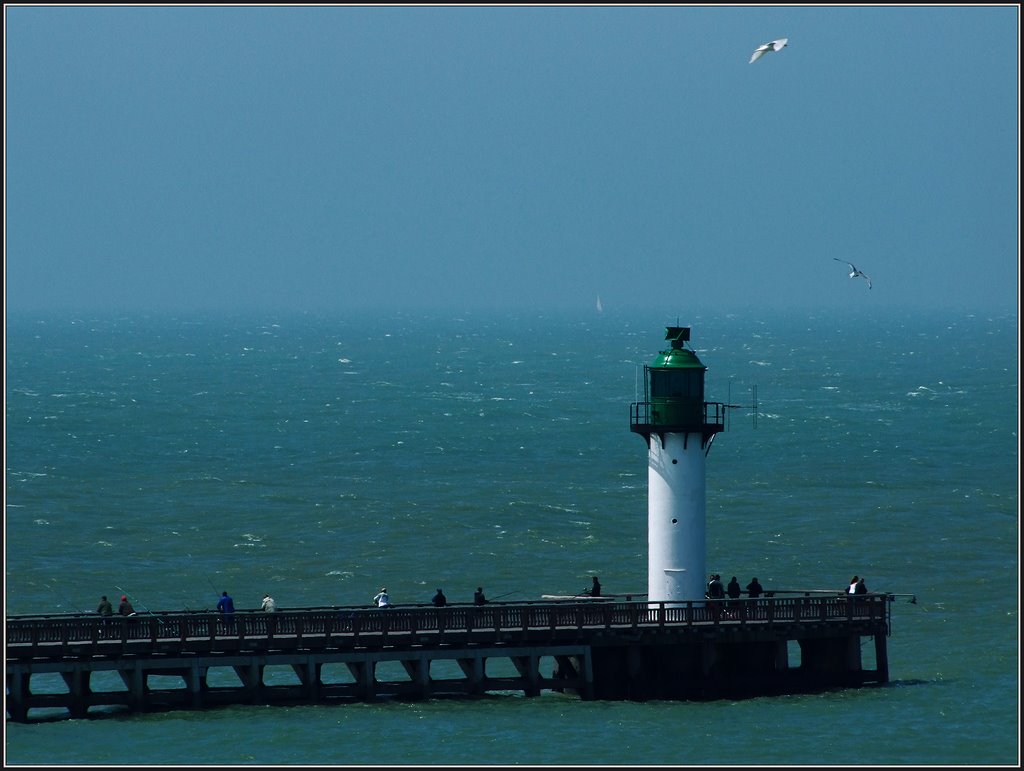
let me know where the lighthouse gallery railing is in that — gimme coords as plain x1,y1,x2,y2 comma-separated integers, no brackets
630,401,727,430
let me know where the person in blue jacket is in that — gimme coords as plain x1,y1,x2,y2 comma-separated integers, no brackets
216,591,235,614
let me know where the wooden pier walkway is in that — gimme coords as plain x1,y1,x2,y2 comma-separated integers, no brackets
6,594,893,722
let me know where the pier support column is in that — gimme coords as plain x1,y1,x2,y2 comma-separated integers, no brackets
61,667,91,719
552,655,578,693
364,660,377,701
346,659,377,701
798,635,863,687
118,665,148,711
873,633,889,683
233,662,263,703
457,655,485,695
400,656,431,698
291,659,321,701
579,650,594,700
551,651,594,699
775,639,789,672
512,654,541,697
6,669,30,723
846,635,863,674
184,662,205,710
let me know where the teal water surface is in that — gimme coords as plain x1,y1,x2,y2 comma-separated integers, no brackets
4,308,1019,765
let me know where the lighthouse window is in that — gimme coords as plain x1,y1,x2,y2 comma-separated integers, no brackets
651,370,703,399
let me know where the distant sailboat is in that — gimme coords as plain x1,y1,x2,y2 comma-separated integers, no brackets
596,294,604,313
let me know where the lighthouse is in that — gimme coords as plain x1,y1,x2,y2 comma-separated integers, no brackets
630,326,725,603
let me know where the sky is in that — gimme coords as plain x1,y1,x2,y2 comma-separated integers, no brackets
3,5,1020,316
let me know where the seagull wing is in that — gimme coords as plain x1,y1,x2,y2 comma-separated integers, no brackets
751,38,788,62
832,258,872,289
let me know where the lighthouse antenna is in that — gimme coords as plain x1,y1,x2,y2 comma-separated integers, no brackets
723,381,760,431
727,381,732,432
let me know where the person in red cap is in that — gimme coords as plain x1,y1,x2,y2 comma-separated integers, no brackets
118,595,135,616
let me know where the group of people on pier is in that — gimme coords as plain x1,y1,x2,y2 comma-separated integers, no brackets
424,586,494,608
705,575,764,602
91,584,508,618
95,595,136,618
100,571,851,618
377,585,493,609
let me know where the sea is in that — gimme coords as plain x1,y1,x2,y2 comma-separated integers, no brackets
3,306,1019,767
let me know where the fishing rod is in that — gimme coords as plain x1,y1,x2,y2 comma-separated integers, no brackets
177,590,207,613
489,590,521,601
185,552,219,611
115,585,164,625
39,580,87,614
187,553,221,594
886,593,918,604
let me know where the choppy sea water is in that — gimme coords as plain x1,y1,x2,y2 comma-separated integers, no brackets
4,308,1019,765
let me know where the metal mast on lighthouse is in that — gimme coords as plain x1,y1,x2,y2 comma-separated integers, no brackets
630,326,725,604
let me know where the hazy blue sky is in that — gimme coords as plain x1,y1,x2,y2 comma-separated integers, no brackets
4,5,1019,315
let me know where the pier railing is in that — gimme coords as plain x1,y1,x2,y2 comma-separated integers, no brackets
6,595,891,660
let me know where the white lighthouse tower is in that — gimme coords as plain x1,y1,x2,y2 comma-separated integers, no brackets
630,326,725,603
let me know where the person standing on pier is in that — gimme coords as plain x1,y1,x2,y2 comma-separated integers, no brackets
260,594,277,612
474,587,488,605
726,577,742,609
374,588,392,608
432,588,447,607
848,576,859,595
705,575,724,620
118,594,135,616
588,576,602,597
745,577,764,599
215,591,235,633
96,595,113,618
855,577,868,595
706,574,724,599
217,591,235,614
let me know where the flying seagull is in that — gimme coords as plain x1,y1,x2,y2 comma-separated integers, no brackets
749,38,788,64
833,258,872,289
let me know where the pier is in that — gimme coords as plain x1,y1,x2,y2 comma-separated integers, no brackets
6,593,892,722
